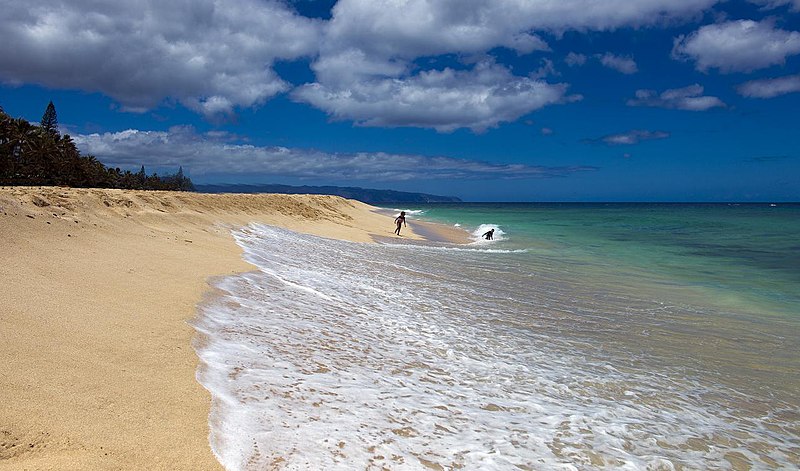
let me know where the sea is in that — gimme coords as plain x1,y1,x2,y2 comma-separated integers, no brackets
193,203,799,470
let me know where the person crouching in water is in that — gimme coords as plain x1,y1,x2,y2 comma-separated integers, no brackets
394,211,406,235
482,228,494,240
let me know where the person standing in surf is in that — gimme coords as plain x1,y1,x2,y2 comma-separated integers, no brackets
394,211,406,235
482,228,495,240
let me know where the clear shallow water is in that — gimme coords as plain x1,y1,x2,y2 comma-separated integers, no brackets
411,203,800,318
195,204,799,470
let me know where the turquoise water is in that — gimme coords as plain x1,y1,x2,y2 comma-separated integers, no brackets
194,204,800,469
412,203,800,318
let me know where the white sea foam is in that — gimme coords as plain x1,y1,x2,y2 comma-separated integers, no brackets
470,223,505,244
194,224,800,470
382,242,528,254
385,208,426,216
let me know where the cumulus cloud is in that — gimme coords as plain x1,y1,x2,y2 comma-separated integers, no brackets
627,84,726,111
324,1,549,62
595,53,638,74
325,0,718,62
565,52,587,66
737,74,800,98
563,51,636,73
73,126,596,180
531,58,560,79
293,60,579,132
0,0,321,117
0,0,722,129
301,0,718,131
586,130,670,146
672,20,800,73
748,0,800,11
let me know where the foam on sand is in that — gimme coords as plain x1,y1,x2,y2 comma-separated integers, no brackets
194,224,799,470
0,186,442,470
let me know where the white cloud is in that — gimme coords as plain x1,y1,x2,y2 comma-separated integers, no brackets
324,1,551,62
748,0,800,11
0,0,321,117
737,74,800,98
72,126,595,180
565,52,587,67
325,0,718,62
0,0,722,129
672,20,800,73
564,51,637,73
301,0,719,131
531,58,560,79
596,53,638,74
627,84,726,111
590,130,670,146
293,60,579,133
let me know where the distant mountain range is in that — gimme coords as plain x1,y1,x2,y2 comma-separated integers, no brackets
195,183,462,204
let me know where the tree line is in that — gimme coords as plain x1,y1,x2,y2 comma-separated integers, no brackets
0,102,194,191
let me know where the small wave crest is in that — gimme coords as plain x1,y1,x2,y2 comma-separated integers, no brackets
384,207,426,216
470,223,505,244
385,243,527,254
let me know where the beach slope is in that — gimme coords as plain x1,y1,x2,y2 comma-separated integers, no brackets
0,186,448,470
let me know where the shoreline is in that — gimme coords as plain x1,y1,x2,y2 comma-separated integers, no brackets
0,186,465,470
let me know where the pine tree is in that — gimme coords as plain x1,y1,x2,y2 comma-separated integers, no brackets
176,166,193,191
40,101,58,136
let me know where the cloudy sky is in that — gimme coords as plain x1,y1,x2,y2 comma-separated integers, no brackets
1,0,798,201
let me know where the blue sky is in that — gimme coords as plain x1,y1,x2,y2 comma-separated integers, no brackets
1,0,798,201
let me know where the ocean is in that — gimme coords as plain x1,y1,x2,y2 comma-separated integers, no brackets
193,203,799,470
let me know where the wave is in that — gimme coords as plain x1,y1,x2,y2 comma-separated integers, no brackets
194,224,799,470
469,223,505,244
383,242,527,254
382,207,426,216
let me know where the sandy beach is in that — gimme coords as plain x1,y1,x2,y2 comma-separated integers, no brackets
0,186,465,470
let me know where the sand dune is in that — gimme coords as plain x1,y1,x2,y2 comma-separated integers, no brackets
0,187,462,470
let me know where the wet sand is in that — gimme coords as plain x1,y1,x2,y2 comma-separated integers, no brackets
0,186,463,470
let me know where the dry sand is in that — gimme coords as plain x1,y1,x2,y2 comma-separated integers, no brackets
0,186,467,470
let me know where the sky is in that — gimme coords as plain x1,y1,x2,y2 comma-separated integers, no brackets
1,0,799,202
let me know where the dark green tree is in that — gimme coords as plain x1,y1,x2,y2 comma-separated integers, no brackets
40,101,59,136
1,103,193,190
0,108,12,180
